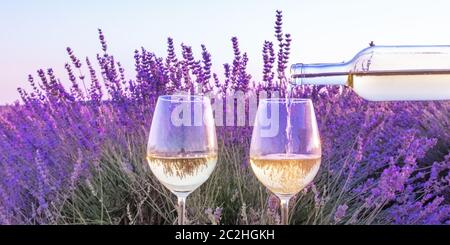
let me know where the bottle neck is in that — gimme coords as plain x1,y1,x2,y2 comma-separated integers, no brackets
290,62,350,86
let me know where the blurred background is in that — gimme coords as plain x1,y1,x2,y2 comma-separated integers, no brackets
1,0,450,104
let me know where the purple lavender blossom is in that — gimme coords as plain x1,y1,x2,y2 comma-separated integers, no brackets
334,204,348,223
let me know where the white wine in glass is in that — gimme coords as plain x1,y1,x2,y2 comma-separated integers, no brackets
147,154,217,193
250,153,321,196
250,98,321,225
147,95,217,225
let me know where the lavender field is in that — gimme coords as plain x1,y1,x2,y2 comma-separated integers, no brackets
0,11,449,225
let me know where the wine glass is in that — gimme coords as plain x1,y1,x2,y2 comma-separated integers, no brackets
147,95,217,225
250,98,321,225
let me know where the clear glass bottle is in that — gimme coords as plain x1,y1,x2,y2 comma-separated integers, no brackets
290,45,450,101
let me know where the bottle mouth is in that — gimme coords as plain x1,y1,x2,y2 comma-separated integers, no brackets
290,62,351,86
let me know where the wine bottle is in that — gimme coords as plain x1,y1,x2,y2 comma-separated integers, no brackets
290,45,450,101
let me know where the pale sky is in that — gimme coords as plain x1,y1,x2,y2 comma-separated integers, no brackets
1,0,450,104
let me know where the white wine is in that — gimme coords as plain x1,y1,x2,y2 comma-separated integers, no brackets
147,154,217,193
250,153,321,196
350,71,450,101
292,69,450,101
291,45,450,101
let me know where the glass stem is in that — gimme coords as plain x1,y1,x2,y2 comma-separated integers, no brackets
280,196,291,225
177,194,188,225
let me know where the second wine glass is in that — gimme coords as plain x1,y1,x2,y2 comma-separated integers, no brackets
147,95,217,225
250,98,321,225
